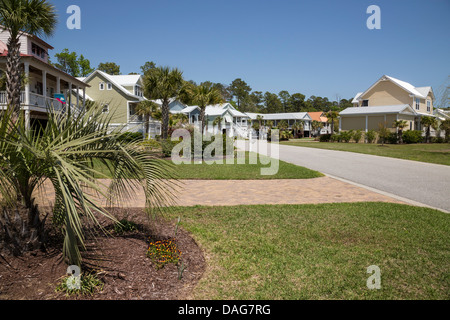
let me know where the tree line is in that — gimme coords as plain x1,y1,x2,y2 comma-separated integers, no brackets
51,49,352,114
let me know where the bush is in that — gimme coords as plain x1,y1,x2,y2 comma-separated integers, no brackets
402,130,423,144
114,219,137,234
432,137,445,143
340,131,353,143
387,132,399,144
331,134,342,143
353,130,363,143
140,139,161,150
365,130,377,144
319,134,332,142
160,139,180,157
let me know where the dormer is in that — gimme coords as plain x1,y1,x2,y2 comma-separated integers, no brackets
28,36,53,63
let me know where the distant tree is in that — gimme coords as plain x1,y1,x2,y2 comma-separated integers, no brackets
54,50,94,77
213,116,224,133
229,78,251,109
98,62,121,75
289,93,306,112
440,119,450,142
263,92,283,113
140,61,156,75
278,91,291,113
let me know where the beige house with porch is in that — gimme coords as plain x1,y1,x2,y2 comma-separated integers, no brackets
340,75,436,133
0,27,88,129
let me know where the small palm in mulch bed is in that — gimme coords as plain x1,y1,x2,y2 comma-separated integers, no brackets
0,208,205,300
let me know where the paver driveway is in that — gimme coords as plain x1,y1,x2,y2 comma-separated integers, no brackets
249,142,450,213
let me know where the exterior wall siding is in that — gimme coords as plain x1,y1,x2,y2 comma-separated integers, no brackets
360,81,412,107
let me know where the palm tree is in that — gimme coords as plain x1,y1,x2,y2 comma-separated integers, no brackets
0,105,175,266
187,85,224,134
0,0,57,116
326,111,339,135
143,66,183,140
393,120,408,144
292,121,304,138
420,116,437,143
135,100,160,139
440,119,450,142
213,116,224,134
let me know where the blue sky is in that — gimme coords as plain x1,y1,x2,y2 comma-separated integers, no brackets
48,0,449,101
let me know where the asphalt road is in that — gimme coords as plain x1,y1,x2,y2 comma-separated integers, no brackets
250,141,450,213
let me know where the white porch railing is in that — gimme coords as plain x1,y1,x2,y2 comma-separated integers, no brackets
0,91,64,111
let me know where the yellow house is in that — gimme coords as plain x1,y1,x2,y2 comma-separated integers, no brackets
340,75,436,133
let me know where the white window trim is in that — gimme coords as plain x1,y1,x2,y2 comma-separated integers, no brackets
99,82,105,90
107,83,113,90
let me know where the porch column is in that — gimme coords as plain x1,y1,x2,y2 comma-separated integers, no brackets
42,70,47,104
56,76,61,94
82,87,86,110
68,82,72,106
339,117,342,132
76,85,79,108
24,62,30,106
25,110,30,131
365,115,369,133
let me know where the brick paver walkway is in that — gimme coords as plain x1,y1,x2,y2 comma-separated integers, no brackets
34,177,404,208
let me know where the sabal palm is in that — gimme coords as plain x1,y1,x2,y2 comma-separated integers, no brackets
143,66,183,140
213,116,224,133
0,105,175,266
0,0,57,115
188,85,224,134
135,100,160,139
420,116,437,143
326,111,339,135
393,120,408,144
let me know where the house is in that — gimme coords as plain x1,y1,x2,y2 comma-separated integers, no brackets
77,70,154,134
0,26,88,129
168,102,249,138
341,75,436,133
308,112,331,135
246,112,312,138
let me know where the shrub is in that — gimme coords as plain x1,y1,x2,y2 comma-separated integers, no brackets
319,134,332,142
114,219,137,234
365,130,377,144
340,131,352,143
56,272,104,296
387,132,399,144
331,134,342,143
140,139,161,150
353,130,363,143
432,137,445,144
146,238,182,270
402,130,423,144
118,132,143,143
160,139,180,157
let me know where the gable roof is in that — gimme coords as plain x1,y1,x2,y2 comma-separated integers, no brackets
80,70,144,100
246,112,311,121
308,112,328,122
110,74,142,87
354,75,433,103
340,104,416,116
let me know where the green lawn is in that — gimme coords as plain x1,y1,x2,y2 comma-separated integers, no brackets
168,203,449,300
172,152,323,180
93,152,323,180
281,140,450,166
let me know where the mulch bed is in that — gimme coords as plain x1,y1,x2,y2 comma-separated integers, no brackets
0,208,206,300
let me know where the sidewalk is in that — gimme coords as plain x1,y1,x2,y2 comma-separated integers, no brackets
34,177,405,208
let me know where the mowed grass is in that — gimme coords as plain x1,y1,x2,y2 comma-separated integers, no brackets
281,140,450,166
93,152,323,180
172,152,323,180
167,203,449,300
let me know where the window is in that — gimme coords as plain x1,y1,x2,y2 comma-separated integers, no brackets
99,82,105,90
362,100,369,107
31,43,46,59
102,104,109,113
107,83,113,90
134,85,143,97
427,100,431,112
415,98,420,110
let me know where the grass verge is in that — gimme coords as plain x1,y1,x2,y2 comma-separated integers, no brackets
280,141,450,166
167,202,449,300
